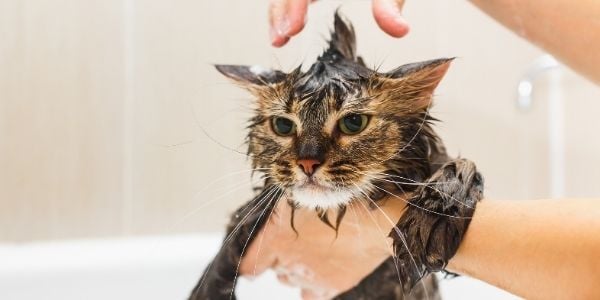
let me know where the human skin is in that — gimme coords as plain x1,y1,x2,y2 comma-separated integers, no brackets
449,199,600,299
239,196,405,300
469,0,600,84
268,0,600,84
240,198,600,299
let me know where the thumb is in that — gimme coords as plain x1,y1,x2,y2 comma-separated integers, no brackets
239,227,278,278
372,0,410,38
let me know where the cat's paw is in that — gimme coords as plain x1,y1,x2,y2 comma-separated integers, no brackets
389,158,484,291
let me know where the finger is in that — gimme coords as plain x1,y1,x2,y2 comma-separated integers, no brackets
239,229,277,277
372,0,410,38
268,0,310,47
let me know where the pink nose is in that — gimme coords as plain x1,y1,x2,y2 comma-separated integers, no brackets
297,159,321,176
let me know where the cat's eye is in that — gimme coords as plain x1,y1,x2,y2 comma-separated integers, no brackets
271,117,296,136
338,114,369,135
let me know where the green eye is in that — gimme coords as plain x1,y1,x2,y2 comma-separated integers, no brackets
338,114,369,135
272,117,296,136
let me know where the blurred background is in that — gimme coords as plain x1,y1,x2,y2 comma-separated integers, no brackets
1,0,598,299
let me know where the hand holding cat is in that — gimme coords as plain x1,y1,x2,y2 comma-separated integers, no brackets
239,198,407,299
269,0,408,47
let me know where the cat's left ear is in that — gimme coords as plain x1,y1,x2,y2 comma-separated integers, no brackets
215,65,286,87
377,58,453,111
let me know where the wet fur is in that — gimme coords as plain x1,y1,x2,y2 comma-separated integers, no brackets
190,13,483,300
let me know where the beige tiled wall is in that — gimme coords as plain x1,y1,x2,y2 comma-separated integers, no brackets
1,0,598,242
0,0,127,241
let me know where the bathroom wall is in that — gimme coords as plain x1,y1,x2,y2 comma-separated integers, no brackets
1,0,599,242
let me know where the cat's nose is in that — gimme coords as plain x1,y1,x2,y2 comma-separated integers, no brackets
297,159,321,176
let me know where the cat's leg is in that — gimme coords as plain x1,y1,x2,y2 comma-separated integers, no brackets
188,186,282,300
390,158,484,292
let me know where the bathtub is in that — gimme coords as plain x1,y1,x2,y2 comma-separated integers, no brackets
0,234,517,299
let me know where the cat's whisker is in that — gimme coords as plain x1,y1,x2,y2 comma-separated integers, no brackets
196,125,249,157
357,170,446,189
356,171,433,186
187,97,254,157
189,167,269,201
351,185,407,299
352,183,431,300
343,179,366,247
221,183,284,251
358,171,473,209
236,177,279,213
195,188,273,286
195,185,281,294
347,202,366,248
221,185,280,248
158,175,266,243
252,192,281,276
188,175,263,214
357,172,440,191
386,173,474,209
377,172,453,185
149,139,196,148
372,184,472,219
230,187,281,300
366,172,455,189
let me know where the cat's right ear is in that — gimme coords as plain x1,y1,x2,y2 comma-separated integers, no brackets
215,65,286,88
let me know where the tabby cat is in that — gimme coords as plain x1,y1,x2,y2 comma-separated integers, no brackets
189,13,483,300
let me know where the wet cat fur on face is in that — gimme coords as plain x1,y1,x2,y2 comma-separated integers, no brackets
216,13,451,218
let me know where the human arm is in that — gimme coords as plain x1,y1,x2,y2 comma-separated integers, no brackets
240,198,600,299
449,198,600,299
468,0,600,84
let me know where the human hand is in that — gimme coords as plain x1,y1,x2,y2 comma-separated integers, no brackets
269,0,409,47
239,197,407,299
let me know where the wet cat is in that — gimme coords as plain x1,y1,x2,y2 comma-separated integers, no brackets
189,13,483,300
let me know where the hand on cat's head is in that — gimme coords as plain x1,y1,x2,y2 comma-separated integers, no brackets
239,197,407,299
269,0,409,47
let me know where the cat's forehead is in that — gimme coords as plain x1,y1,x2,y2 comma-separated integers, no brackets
293,91,344,122
282,82,363,124
284,60,371,119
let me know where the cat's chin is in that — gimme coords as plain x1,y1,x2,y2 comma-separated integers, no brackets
290,184,358,210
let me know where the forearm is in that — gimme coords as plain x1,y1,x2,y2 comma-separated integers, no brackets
468,0,600,84
448,199,600,299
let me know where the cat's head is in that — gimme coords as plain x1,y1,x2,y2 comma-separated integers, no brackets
216,13,451,209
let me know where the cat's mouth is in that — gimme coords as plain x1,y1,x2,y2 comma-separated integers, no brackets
291,179,358,209
296,177,327,189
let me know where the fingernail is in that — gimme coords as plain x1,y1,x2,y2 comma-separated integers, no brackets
270,27,290,47
275,17,291,37
382,0,408,29
270,26,280,44
394,14,409,28
270,17,291,46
